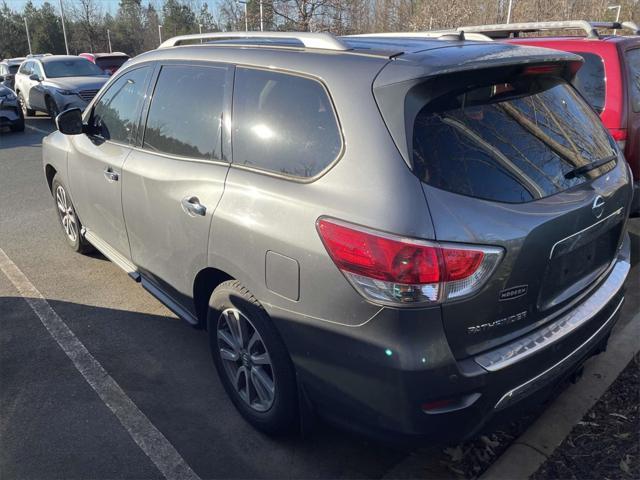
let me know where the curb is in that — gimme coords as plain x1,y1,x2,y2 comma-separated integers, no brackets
480,310,640,480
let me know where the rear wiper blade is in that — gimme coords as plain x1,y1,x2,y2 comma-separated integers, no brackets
564,155,617,180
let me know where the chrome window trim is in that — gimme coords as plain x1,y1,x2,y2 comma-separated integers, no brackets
493,295,624,410
475,256,629,372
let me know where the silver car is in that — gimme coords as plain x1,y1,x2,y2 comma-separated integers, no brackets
14,55,108,119
43,32,633,442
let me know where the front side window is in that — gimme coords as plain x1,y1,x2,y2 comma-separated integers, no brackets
43,58,104,78
32,62,44,79
570,52,606,113
143,64,226,160
91,66,150,144
627,49,640,113
232,68,342,178
411,77,616,203
19,62,32,75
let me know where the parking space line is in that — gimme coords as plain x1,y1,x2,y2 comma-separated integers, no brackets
0,247,201,480
26,124,53,135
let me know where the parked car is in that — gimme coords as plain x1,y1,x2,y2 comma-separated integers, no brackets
446,21,640,215
79,52,130,76
0,84,24,132
0,57,26,90
14,55,108,119
43,31,633,442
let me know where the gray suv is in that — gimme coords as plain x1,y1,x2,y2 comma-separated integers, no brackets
43,32,633,442
14,55,108,119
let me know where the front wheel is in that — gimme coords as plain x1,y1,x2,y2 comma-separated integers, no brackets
18,92,35,117
51,176,93,253
46,97,59,121
208,280,298,434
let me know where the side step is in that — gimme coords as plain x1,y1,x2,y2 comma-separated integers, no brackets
83,228,141,282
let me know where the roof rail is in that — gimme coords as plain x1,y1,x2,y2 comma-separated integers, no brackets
348,31,493,42
452,21,627,39
158,32,349,51
621,21,639,34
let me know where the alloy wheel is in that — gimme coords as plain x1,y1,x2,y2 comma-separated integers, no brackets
217,308,276,412
55,185,78,242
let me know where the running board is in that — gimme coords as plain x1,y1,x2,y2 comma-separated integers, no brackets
82,228,141,282
140,278,199,325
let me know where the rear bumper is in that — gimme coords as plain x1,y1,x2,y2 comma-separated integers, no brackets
278,235,631,443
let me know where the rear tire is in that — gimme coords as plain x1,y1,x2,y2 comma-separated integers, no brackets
207,280,298,435
51,175,93,254
18,91,35,117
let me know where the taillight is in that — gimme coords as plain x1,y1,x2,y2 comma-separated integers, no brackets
317,218,503,306
610,128,627,152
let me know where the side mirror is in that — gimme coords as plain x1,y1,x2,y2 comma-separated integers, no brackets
29,73,42,82
56,108,84,135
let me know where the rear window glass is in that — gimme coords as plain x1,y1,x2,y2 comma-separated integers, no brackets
96,57,128,72
232,67,342,178
8,65,19,74
570,52,606,113
628,49,640,113
411,78,616,203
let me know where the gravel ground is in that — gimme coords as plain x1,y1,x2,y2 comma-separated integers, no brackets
531,353,639,480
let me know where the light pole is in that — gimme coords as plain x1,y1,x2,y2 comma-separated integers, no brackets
107,29,112,53
506,0,514,24
24,17,33,55
199,23,203,43
608,5,621,35
260,0,264,32
158,24,163,44
58,0,69,54
237,1,248,32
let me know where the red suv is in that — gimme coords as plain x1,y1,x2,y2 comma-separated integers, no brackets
78,52,130,76
454,21,640,215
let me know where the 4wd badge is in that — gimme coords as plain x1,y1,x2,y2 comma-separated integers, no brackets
499,285,528,301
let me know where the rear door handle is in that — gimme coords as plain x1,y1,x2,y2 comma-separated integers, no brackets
103,167,119,182
181,196,206,217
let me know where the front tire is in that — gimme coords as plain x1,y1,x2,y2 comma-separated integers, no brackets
51,176,93,253
207,280,298,434
18,91,35,117
46,96,59,121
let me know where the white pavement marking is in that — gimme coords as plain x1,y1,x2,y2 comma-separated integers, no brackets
0,247,201,480
26,124,52,135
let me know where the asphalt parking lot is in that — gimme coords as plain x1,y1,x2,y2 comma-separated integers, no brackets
1,116,639,480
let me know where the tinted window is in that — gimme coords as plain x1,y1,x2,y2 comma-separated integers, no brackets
143,65,226,160
412,79,616,203
92,66,149,144
628,49,640,113
96,57,129,73
9,65,19,74
43,58,104,78
232,68,341,177
570,52,606,113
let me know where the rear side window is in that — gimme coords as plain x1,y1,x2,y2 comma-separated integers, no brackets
570,52,606,113
92,66,150,144
411,77,616,203
232,67,342,178
628,49,640,113
143,65,226,160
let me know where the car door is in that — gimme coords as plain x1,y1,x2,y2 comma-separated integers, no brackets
67,65,152,261
122,62,231,318
28,61,46,110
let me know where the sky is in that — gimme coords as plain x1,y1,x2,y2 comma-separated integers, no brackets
4,0,224,16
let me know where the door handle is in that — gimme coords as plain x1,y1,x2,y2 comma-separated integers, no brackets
181,196,206,217
103,167,119,182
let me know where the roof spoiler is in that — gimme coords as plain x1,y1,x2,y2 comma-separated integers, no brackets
452,21,639,39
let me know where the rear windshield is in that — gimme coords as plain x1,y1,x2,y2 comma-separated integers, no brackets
8,65,19,74
570,52,606,113
96,57,128,72
628,49,640,113
410,76,617,203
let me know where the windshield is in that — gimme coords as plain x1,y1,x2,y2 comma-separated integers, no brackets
410,76,617,203
43,59,105,78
